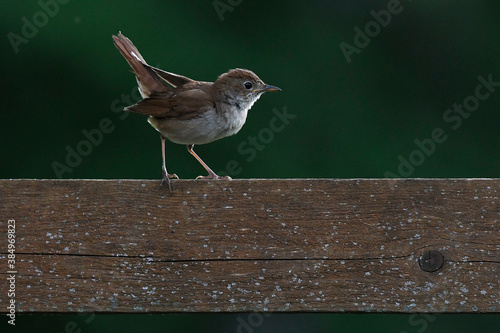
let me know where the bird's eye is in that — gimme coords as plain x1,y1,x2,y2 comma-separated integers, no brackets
244,81,253,89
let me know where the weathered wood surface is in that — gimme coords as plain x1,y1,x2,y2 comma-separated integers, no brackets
0,179,498,313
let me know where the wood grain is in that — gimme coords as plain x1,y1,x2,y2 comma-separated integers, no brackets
0,179,498,313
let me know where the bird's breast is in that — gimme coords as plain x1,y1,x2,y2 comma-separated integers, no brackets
148,107,249,145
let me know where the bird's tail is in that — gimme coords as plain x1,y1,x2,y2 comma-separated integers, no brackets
112,32,169,97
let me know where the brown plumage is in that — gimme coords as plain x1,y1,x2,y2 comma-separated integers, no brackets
112,32,280,189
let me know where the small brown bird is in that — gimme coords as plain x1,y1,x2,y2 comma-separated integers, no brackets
112,33,280,190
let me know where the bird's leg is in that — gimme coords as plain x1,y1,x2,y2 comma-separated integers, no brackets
160,135,179,191
187,144,232,180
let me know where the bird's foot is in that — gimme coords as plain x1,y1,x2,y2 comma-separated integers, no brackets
160,172,179,191
196,174,232,180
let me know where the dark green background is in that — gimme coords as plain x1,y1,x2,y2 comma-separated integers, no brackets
1,0,499,332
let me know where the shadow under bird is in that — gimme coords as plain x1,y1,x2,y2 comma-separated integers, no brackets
112,33,281,190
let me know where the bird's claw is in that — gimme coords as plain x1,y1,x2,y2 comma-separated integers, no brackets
196,175,232,180
160,173,179,192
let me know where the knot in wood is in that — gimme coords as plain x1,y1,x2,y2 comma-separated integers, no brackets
418,250,444,272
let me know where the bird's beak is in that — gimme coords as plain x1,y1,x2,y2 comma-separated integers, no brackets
258,85,282,92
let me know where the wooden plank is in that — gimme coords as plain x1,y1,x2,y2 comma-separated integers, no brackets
0,179,499,313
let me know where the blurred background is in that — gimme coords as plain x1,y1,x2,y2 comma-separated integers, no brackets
1,0,499,332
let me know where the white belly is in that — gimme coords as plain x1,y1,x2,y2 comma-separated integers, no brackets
148,108,249,145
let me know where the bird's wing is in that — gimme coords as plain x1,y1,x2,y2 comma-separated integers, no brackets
125,85,215,119
146,65,195,88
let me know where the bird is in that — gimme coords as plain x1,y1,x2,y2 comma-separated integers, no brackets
112,33,281,190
